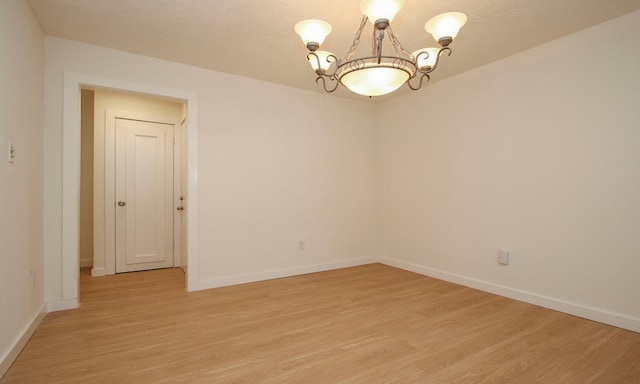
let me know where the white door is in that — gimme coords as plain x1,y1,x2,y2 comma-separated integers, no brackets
115,118,174,273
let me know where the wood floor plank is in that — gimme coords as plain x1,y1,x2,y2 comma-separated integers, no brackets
2,263,639,383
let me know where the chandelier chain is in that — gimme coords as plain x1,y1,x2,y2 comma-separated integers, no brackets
372,28,377,56
386,26,412,59
343,16,369,62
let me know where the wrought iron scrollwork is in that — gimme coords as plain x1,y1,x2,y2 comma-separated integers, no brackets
306,51,340,92
416,47,452,75
300,15,458,96
306,52,339,77
343,16,369,62
406,73,431,91
315,76,340,93
296,8,466,96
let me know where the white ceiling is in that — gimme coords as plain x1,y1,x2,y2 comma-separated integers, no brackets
27,0,640,100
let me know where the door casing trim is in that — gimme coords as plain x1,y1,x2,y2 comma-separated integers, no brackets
60,72,199,306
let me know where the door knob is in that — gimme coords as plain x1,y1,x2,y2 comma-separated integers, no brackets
176,206,184,211
117,201,126,207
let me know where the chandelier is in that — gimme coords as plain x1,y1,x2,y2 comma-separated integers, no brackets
294,0,466,97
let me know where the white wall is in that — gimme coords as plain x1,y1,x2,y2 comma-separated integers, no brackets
44,37,377,299
41,5,639,333
376,10,640,331
91,89,183,275
0,0,45,374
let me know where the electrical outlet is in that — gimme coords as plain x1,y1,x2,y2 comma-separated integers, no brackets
30,269,36,287
497,250,509,265
298,240,305,251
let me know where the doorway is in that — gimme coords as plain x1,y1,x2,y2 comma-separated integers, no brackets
79,89,186,276
58,72,199,310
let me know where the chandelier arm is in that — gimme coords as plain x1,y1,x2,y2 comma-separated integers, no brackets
326,54,340,76
306,52,340,77
306,52,324,74
406,73,431,91
315,75,340,93
343,16,369,62
420,47,452,74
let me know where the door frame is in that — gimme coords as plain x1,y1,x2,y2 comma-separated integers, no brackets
107,112,178,274
61,72,199,307
175,114,187,269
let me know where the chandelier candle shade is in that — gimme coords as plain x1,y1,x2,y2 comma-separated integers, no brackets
294,0,466,97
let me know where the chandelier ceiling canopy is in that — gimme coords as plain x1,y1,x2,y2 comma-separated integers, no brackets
295,0,467,97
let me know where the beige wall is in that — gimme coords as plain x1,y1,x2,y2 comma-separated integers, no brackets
376,10,640,331
91,90,183,275
0,0,44,372
79,90,94,267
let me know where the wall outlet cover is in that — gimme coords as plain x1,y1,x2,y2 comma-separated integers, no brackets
497,250,509,265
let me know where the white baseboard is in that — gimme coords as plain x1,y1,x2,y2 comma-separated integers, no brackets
47,299,78,312
0,304,47,379
379,257,640,334
79,258,93,268
188,258,375,292
91,267,105,277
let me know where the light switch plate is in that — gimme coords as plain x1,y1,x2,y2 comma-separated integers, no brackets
8,141,15,163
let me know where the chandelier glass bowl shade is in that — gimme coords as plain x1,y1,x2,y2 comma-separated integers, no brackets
294,0,467,97
339,61,414,97
424,12,468,45
294,19,333,51
361,0,404,24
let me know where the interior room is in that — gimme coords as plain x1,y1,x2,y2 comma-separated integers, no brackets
1,0,639,382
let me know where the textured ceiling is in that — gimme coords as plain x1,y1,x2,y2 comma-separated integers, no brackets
27,0,640,100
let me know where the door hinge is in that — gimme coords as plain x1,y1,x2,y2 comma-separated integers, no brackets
173,137,176,145
173,240,175,250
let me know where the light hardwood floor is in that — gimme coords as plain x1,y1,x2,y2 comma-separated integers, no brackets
2,264,639,383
